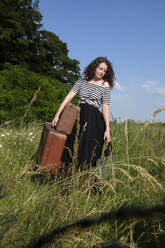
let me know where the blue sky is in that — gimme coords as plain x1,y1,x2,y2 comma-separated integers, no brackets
39,0,165,122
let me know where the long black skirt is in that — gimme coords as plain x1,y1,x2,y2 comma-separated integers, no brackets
61,103,106,169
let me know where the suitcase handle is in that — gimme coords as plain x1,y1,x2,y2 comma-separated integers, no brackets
47,122,56,130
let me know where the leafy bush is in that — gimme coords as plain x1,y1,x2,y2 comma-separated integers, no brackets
0,64,76,123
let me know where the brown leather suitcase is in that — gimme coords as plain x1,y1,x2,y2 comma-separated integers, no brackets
56,103,80,135
37,122,67,174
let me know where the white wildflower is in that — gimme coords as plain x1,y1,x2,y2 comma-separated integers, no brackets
0,144,2,148
30,139,33,142
6,132,10,135
28,132,33,136
1,134,5,137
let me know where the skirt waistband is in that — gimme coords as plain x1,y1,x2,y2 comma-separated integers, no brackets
79,102,99,111
79,102,104,119
79,101,99,109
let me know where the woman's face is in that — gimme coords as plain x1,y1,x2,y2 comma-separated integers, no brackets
95,62,107,80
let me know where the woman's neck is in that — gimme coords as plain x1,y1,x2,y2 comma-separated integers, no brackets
90,78,104,85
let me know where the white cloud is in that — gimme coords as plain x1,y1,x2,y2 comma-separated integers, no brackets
114,81,122,90
141,80,165,95
141,80,156,92
155,88,165,95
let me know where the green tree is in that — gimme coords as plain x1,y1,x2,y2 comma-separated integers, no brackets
30,30,80,86
0,0,42,68
0,0,80,85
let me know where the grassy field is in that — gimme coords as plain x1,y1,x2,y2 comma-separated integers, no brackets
0,117,165,247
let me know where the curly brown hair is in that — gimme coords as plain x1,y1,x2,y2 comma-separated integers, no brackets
82,57,115,88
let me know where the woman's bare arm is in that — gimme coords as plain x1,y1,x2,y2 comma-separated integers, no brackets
51,90,76,126
102,103,111,142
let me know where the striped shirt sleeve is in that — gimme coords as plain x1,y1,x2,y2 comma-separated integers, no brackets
71,78,82,94
102,87,111,105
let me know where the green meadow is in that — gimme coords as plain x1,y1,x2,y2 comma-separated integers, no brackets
0,114,165,247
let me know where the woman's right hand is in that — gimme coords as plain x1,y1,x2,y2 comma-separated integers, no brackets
51,115,59,127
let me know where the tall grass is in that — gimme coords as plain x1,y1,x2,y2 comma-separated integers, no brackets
0,113,165,247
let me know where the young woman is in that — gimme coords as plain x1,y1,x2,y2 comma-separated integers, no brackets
51,57,115,170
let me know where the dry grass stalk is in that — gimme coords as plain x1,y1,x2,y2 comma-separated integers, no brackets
144,106,165,128
123,163,165,193
124,119,128,138
147,158,159,167
112,198,131,210
114,167,134,182
127,106,165,151
22,86,41,122
103,181,116,194
150,106,165,121
100,177,123,193
124,119,129,164
23,190,37,207
18,162,33,177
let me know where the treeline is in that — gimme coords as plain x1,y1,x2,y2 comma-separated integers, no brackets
0,0,80,123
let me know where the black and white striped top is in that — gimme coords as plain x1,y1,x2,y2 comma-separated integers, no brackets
71,78,111,109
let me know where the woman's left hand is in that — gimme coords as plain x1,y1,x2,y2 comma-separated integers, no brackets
104,130,111,143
